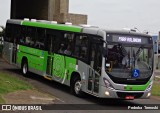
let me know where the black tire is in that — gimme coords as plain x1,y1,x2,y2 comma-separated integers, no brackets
71,77,83,97
21,60,28,76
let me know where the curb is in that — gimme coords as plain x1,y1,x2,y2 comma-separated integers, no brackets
151,96,160,100
154,70,160,73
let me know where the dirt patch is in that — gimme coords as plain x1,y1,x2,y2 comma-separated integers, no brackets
2,90,56,104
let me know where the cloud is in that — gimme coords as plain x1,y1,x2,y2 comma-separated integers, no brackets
70,0,160,34
0,0,11,26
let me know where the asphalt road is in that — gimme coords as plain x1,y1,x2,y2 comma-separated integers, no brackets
0,58,160,113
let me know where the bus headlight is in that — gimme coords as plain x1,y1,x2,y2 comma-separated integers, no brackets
147,92,151,98
103,77,114,89
105,91,110,96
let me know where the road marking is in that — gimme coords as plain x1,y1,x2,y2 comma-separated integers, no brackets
31,95,65,103
55,97,65,103
30,96,55,101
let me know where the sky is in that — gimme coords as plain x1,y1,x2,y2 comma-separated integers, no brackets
0,0,10,27
70,0,160,35
0,0,160,35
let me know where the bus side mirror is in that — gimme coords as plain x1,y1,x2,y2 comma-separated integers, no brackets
102,47,108,57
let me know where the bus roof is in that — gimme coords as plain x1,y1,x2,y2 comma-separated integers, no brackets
7,19,82,33
7,19,152,38
104,29,152,37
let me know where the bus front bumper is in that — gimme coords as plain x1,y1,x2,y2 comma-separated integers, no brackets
99,86,151,99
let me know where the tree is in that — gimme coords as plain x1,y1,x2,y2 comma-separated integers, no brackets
0,26,4,37
0,26,4,54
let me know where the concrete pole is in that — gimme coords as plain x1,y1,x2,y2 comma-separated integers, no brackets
48,0,55,21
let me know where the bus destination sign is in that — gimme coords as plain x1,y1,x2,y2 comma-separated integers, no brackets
110,35,151,44
118,37,142,43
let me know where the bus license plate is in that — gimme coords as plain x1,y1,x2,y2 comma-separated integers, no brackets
125,96,135,100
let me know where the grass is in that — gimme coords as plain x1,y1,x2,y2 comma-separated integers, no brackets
0,96,5,104
152,81,160,96
0,72,33,103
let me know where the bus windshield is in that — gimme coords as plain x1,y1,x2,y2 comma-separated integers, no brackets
105,44,153,80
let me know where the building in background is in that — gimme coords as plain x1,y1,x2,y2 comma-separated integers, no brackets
11,0,87,25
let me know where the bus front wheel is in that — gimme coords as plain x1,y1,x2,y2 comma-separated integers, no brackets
71,77,83,97
22,60,28,76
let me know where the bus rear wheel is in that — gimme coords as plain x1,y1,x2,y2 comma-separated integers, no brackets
22,60,28,76
71,77,83,97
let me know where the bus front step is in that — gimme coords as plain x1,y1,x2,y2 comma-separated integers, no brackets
44,76,53,81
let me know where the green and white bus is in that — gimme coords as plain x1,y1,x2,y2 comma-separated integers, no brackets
3,19,154,99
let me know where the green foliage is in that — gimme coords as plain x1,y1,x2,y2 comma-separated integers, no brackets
0,26,4,37
152,82,160,96
0,27,4,55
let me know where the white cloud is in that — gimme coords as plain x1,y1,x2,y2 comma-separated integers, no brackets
70,0,160,34
0,0,11,26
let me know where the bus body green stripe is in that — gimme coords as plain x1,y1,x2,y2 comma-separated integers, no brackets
17,45,47,72
22,21,81,33
52,54,76,80
126,81,151,91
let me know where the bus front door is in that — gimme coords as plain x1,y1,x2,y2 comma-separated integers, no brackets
88,42,102,94
88,68,100,94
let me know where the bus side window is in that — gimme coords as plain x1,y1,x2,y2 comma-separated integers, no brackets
5,24,13,42
58,32,74,56
35,28,45,50
5,24,21,44
20,27,26,44
74,35,88,62
13,25,21,44
24,27,36,47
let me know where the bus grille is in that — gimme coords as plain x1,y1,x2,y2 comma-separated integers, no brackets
117,92,144,99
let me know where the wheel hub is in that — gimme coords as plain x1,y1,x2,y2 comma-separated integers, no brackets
23,64,27,74
74,81,81,94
